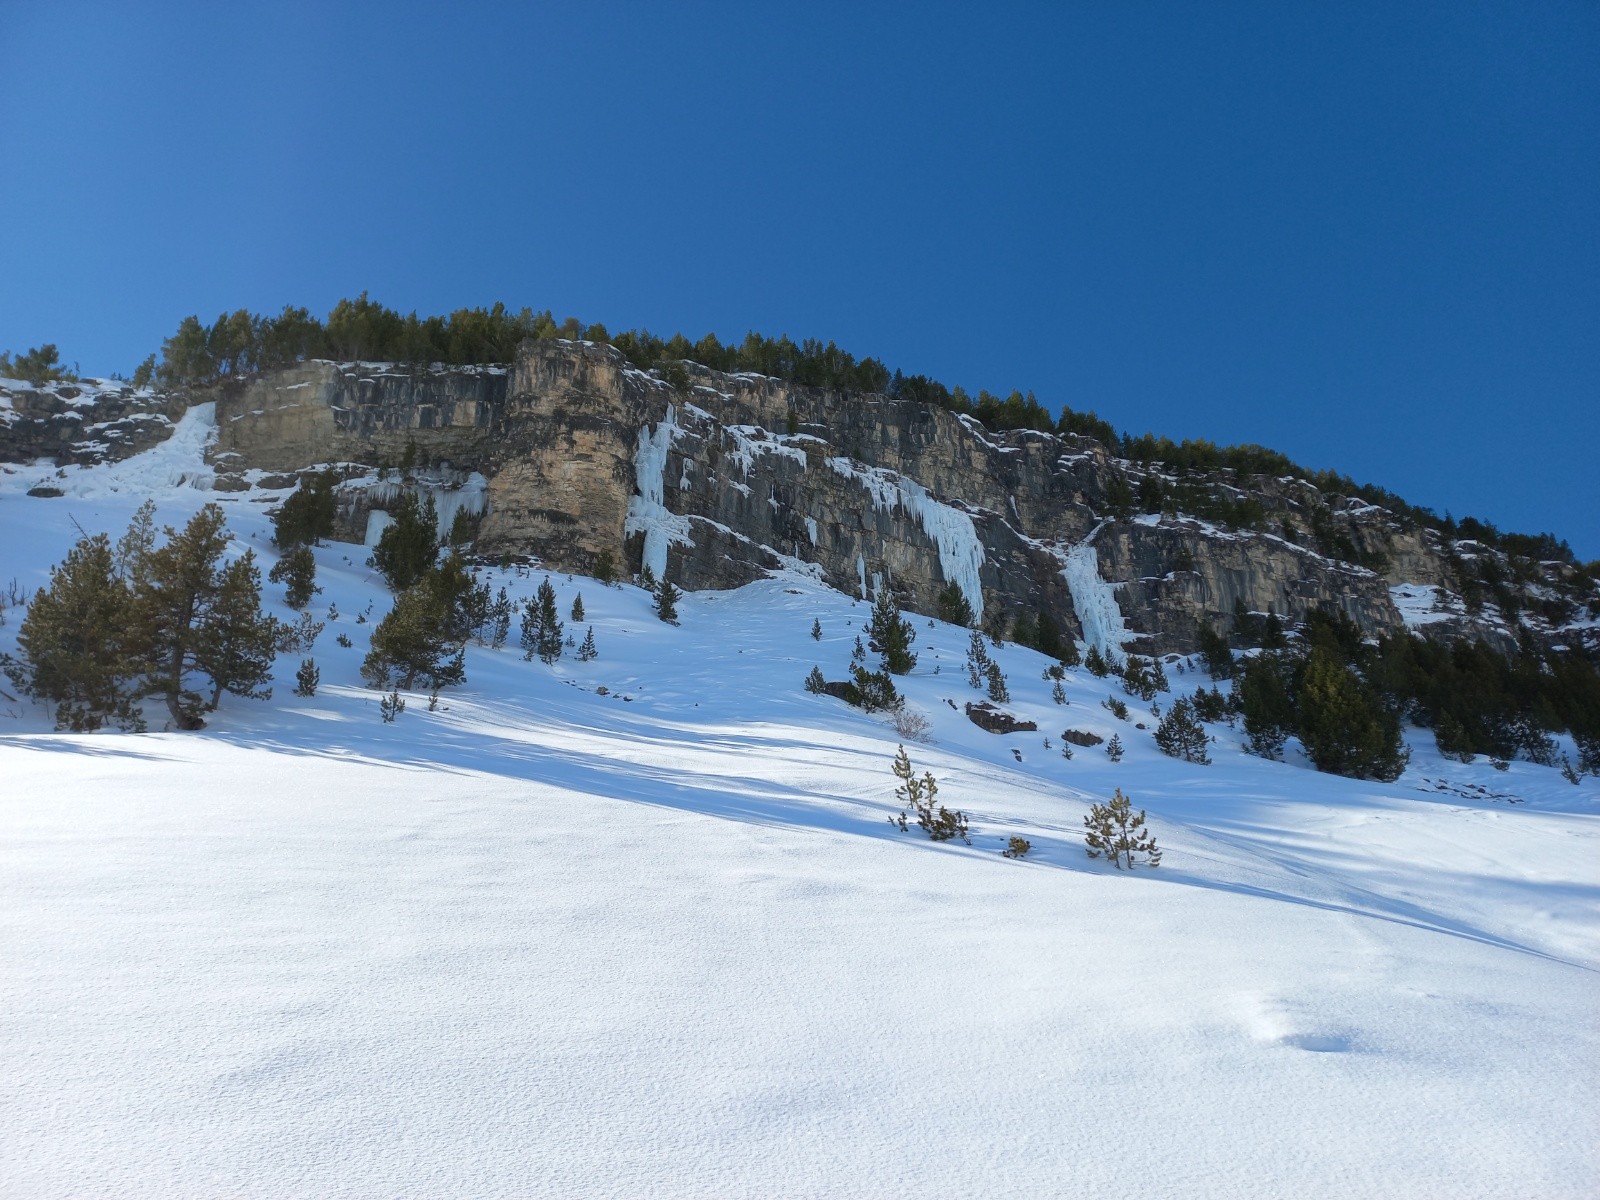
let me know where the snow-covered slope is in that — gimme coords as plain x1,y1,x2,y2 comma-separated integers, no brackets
1,437,1597,1199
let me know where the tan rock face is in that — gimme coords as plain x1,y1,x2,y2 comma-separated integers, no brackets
189,339,1484,654
210,361,509,475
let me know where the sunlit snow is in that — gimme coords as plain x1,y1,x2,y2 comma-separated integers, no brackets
0,428,1596,1199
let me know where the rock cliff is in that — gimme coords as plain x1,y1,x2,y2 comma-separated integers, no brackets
6,342,1595,660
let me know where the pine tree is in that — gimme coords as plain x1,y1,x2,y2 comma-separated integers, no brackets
852,635,867,665
984,609,1007,647
295,658,319,697
1297,646,1409,781
272,470,337,549
869,587,917,675
571,593,585,623
850,664,902,713
804,665,827,694
1051,678,1067,705
655,578,681,623
195,552,278,711
362,575,467,691
935,580,974,628
1085,645,1110,677
594,549,617,586
485,587,512,649
1083,788,1161,869
1432,712,1475,762
132,504,275,730
1035,610,1064,660
522,577,564,662
985,660,1010,703
4,532,142,730
1154,696,1210,764
268,545,318,609
965,630,990,689
1106,733,1124,761
1239,653,1294,759
1198,625,1234,679
115,500,157,586
1121,655,1158,701
811,617,822,641
372,491,438,591
577,626,598,661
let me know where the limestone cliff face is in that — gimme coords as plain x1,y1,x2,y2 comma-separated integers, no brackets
1,378,185,471
209,361,509,478
204,341,1419,656
11,342,1581,658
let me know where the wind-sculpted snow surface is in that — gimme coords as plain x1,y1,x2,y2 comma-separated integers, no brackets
1,437,1598,1198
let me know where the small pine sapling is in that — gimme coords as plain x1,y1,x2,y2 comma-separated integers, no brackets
379,689,405,723
1083,787,1161,869
1002,836,1032,859
888,744,970,844
1102,696,1129,720
811,617,822,641
571,593,585,623
294,658,319,697
336,632,352,648
594,550,617,586
1106,733,1124,761
965,630,990,689
804,665,827,694
1084,644,1110,677
577,626,598,661
852,635,866,665
1051,678,1067,705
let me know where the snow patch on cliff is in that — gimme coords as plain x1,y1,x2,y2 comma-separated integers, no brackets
626,405,693,582
724,425,809,478
1062,524,1131,666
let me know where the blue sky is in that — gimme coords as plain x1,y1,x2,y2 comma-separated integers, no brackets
2,1,1595,556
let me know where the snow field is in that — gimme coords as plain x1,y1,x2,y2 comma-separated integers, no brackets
1,445,1598,1197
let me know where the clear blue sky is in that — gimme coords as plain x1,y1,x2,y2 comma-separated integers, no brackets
3,1,1596,557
